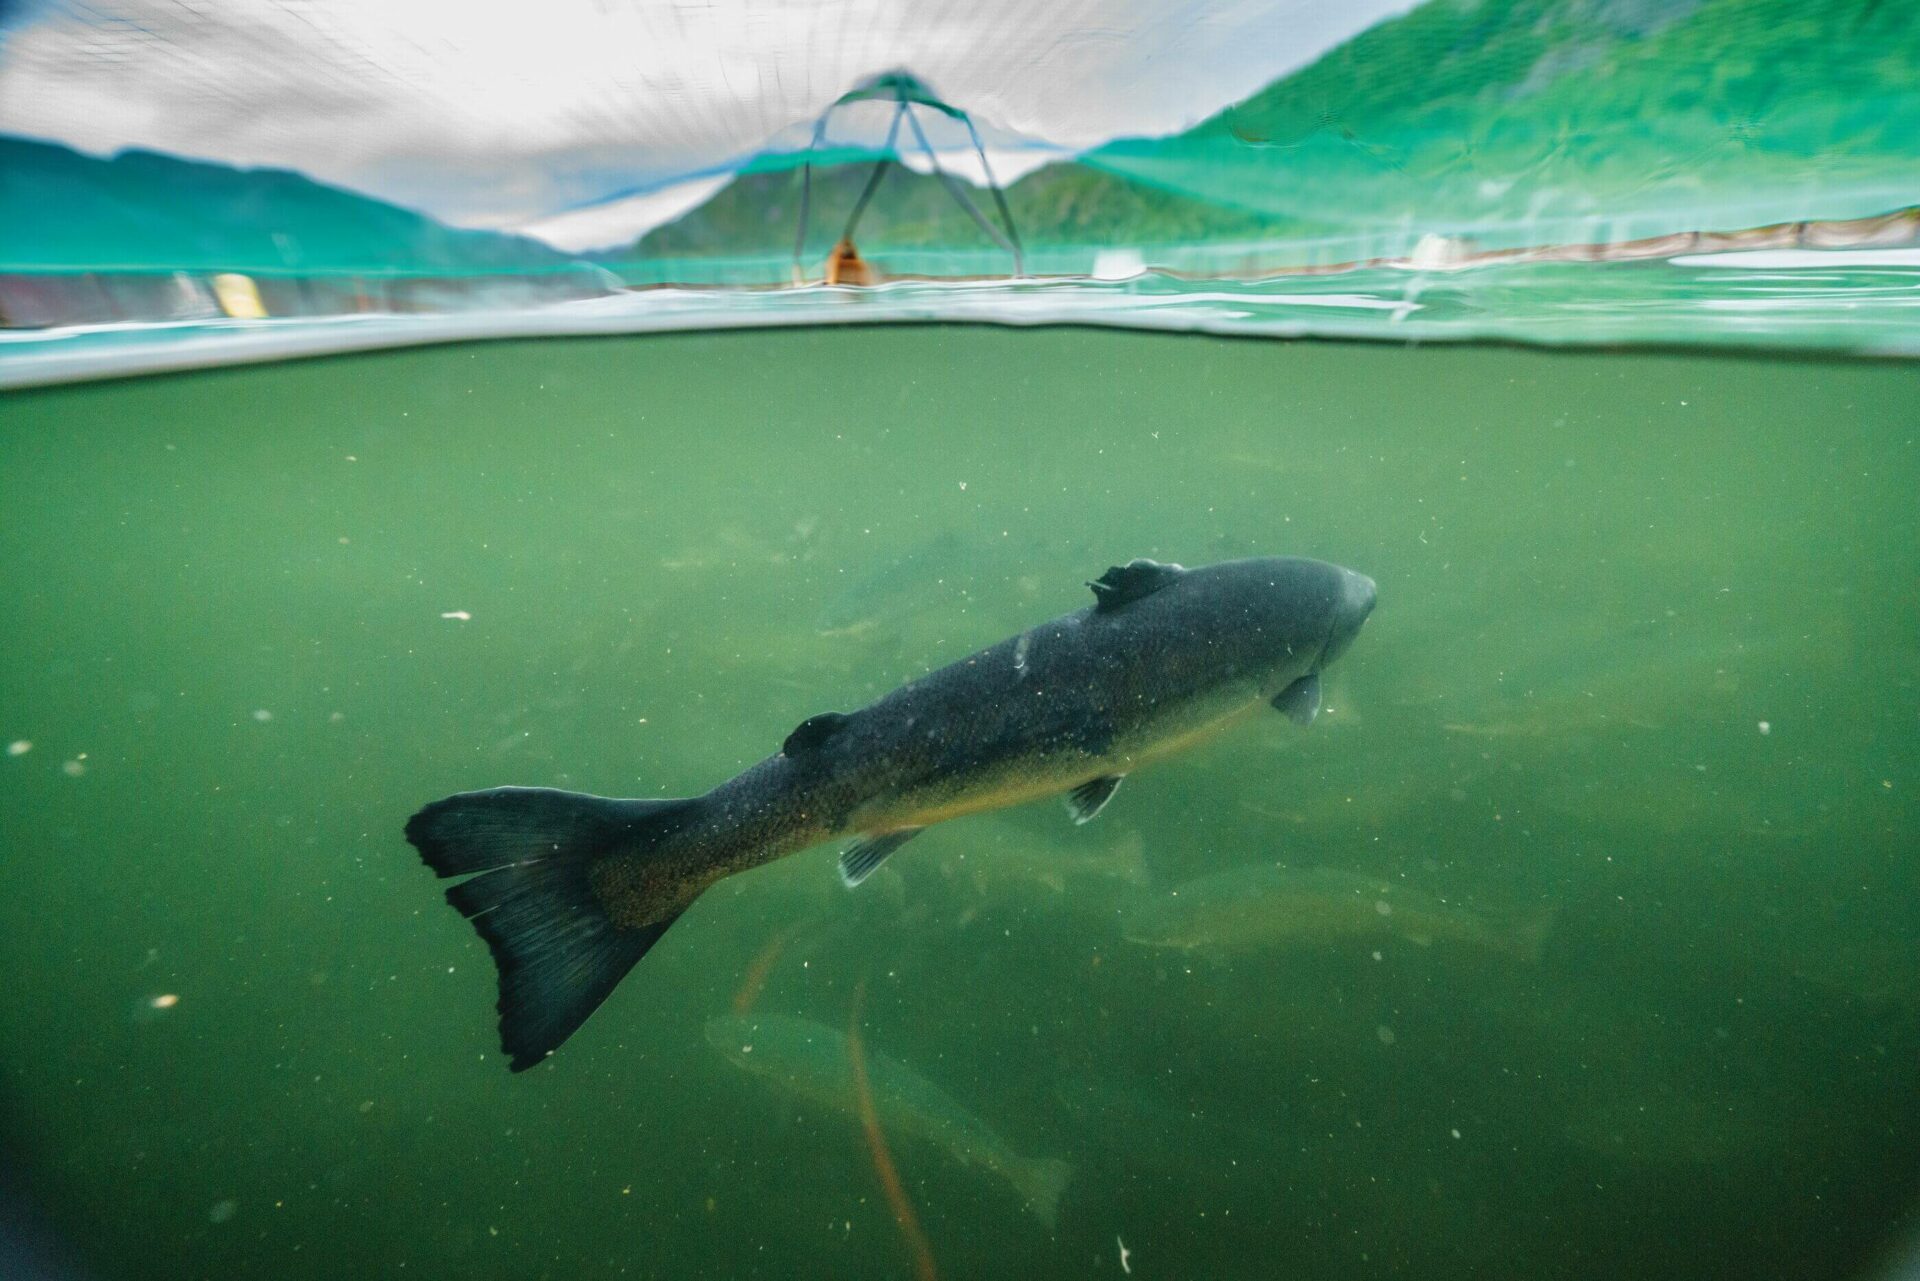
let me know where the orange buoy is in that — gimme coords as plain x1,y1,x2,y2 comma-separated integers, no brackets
825,237,877,287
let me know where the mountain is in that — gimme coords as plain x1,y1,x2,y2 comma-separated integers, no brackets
618,160,1280,265
1081,0,1920,246
0,135,581,275
612,0,1920,275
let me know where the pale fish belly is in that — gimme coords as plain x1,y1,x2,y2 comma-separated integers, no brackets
851,681,1263,834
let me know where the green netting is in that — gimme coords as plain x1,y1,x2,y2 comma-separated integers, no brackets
1082,0,1920,256
605,0,1920,281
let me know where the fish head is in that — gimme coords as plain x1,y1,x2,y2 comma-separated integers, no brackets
1214,557,1375,692
1316,564,1377,671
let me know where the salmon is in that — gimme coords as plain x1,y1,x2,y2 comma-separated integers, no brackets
406,555,1376,1070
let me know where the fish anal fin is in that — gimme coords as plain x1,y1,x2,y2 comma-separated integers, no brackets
1272,673,1322,725
838,828,924,887
1064,774,1125,825
1087,559,1184,612
784,711,851,757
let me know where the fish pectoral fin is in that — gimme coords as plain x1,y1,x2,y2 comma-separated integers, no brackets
1087,559,1185,613
837,828,924,887
1064,774,1125,825
784,711,851,757
1271,673,1322,726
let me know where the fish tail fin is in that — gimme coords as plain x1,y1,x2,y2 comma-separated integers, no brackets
1500,902,1560,965
406,786,701,1071
1016,1155,1074,1231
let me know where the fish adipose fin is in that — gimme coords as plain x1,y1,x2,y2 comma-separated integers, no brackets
406,786,698,1072
838,828,923,887
1271,673,1322,725
1064,774,1124,824
1086,558,1185,612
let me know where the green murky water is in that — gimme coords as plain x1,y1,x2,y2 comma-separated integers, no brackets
2,329,1917,1280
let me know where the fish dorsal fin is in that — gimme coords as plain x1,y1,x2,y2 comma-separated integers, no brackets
783,712,850,757
1271,673,1322,725
838,828,924,887
1087,559,1185,613
1064,774,1125,824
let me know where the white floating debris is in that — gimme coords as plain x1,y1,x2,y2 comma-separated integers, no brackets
1093,248,1146,281
148,993,179,1011
208,1199,238,1225
61,759,86,777
1375,1025,1397,1046
1373,899,1392,916
1117,1235,1132,1275
5,740,29,757
441,610,472,622
1451,1128,1462,1140
1758,720,1771,735
252,708,273,722
1405,232,1474,271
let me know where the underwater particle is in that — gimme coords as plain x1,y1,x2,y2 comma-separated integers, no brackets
1451,1128,1462,1140
252,708,273,722
61,758,86,777
1118,1235,1132,1274
1376,1025,1397,1046
1758,720,1771,735
6,740,29,757
329,711,345,723
208,1200,237,1225
130,992,179,1024
441,610,472,622
1374,899,1392,916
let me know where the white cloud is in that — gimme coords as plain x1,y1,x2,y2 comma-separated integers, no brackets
0,0,1416,244
516,174,734,253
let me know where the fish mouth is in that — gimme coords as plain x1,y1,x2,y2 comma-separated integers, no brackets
1316,568,1377,671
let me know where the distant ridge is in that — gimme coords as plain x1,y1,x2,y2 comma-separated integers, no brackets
609,161,1280,266
0,135,582,275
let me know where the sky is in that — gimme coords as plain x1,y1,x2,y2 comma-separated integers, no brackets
0,0,1415,250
